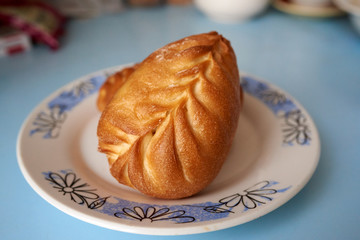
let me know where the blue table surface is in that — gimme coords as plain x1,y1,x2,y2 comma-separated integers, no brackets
1,5,359,240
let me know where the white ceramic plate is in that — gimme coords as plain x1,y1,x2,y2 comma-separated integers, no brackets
17,65,320,235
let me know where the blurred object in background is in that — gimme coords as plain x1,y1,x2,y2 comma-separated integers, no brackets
334,0,360,35
194,0,270,23
293,0,332,6
167,0,192,5
127,0,193,6
48,0,124,18
273,0,344,18
128,0,162,6
47,0,193,17
101,0,124,13
0,1,65,50
0,24,32,57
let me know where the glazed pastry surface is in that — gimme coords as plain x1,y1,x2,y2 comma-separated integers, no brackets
97,32,242,199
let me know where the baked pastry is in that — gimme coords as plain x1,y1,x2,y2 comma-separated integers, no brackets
97,31,243,199
97,64,138,112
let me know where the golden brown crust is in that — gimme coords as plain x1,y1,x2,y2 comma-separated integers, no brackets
97,31,243,199
96,65,138,112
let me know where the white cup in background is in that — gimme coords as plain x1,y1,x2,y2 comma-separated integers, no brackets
194,0,270,23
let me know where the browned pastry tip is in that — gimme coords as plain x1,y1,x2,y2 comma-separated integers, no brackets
96,65,138,112
97,31,243,199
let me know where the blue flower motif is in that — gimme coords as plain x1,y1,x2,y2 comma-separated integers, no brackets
30,106,66,138
45,171,109,209
48,76,104,113
241,76,311,145
282,110,311,145
258,88,288,106
203,181,279,213
30,75,106,138
241,76,297,115
189,181,291,215
114,206,195,223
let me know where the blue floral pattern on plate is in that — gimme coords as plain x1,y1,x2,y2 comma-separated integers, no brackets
30,75,105,138
241,76,311,145
43,170,291,224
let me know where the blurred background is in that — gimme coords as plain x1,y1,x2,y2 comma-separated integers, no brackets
1,0,360,239
0,0,359,56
